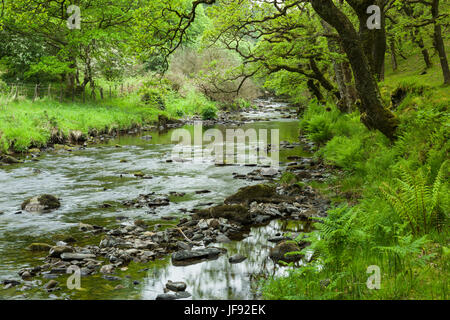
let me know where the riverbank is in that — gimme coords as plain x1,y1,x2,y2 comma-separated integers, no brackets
261,54,449,300
0,88,223,157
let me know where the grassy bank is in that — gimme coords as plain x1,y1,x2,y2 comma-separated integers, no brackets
262,52,449,299
0,86,218,154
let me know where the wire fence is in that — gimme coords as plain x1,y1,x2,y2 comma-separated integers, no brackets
3,82,142,103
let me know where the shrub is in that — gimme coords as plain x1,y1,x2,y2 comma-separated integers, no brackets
201,105,217,120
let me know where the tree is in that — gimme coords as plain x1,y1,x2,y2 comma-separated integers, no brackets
0,0,138,90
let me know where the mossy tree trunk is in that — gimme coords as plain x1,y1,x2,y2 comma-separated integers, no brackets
311,0,398,140
431,0,450,85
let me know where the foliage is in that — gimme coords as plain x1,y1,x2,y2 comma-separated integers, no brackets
380,162,448,235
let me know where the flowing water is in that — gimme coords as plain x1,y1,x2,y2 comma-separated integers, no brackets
0,99,312,300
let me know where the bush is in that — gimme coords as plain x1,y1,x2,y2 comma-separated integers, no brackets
140,87,166,110
201,105,217,120
0,79,9,94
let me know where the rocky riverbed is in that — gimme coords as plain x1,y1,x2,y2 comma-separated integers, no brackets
0,98,333,300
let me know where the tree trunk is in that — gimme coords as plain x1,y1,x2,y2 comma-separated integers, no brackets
390,39,398,71
411,30,433,69
432,0,450,84
311,0,398,140
347,0,386,81
309,58,341,100
321,20,358,112
307,79,325,104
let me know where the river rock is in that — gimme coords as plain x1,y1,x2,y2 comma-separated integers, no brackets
156,293,177,300
60,253,96,261
172,248,224,264
166,280,187,292
69,130,86,143
229,254,247,264
268,236,290,243
1,155,22,164
102,275,121,281
269,241,303,263
156,292,191,300
225,184,277,205
261,167,279,177
194,204,251,225
49,246,74,258
44,280,59,290
100,264,115,274
216,234,231,243
2,279,21,287
21,195,61,213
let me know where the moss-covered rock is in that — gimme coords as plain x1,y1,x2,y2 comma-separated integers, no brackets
21,195,61,213
193,204,251,225
28,243,52,252
1,155,23,164
224,184,277,205
269,241,303,263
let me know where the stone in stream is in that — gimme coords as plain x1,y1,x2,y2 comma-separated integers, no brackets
44,280,59,290
269,241,303,263
224,184,277,205
171,248,225,265
49,246,74,258
21,195,61,213
156,292,191,300
193,204,251,225
268,236,290,243
1,155,23,164
216,234,231,243
102,275,121,281
229,254,247,264
100,264,115,274
261,167,279,177
166,280,187,292
2,279,21,288
176,241,192,251
195,190,211,194
60,253,96,261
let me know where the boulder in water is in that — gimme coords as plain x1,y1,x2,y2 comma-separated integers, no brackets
193,205,251,225
269,241,303,263
225,184,277,205
21,195,61,213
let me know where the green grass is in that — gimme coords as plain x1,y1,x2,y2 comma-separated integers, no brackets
0,84,219,154
0,94,164,153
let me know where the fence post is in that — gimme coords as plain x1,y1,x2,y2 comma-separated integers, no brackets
100,87,104,100
48,84,52,100
120,83,124,96
82,87,85,103
59,85,63,103
109,85,112,99
72,86,75,102
13,85,19,101
33,84,38,102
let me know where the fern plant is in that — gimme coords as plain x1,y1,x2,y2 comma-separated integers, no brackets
380,161,448,235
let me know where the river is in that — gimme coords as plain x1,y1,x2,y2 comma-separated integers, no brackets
0,98,313,300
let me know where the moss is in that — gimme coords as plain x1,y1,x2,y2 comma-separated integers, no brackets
21,194,61,211
225,184,277,205
38,195,61,210
194,204,251,225
1,155,22,164
28,243,52,252
269,241,303,263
